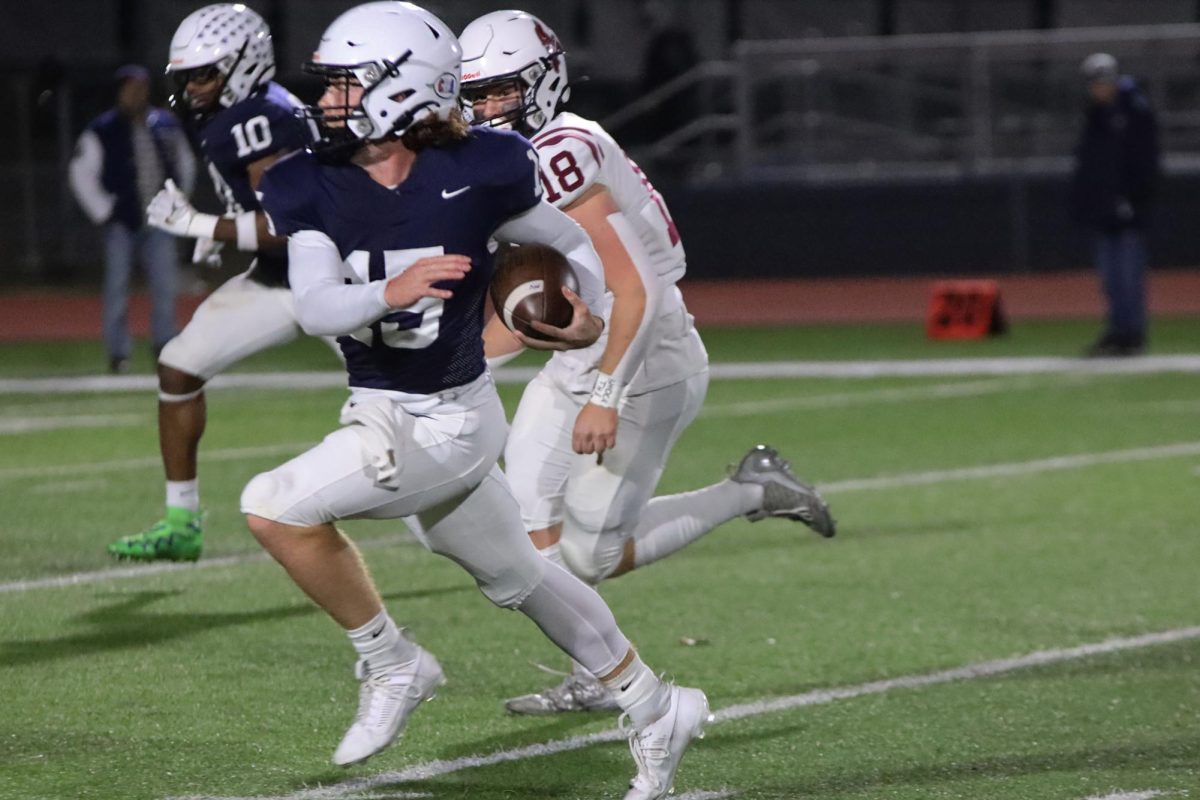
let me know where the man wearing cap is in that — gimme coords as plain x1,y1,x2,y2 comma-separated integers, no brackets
1070,53,1160,357
69,65,196,373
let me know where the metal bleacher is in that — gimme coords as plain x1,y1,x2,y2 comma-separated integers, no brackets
604,23,1200,185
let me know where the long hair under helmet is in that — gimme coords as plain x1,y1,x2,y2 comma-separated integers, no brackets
300,1,462,160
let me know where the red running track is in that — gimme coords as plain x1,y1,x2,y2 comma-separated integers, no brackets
0,269,1197,342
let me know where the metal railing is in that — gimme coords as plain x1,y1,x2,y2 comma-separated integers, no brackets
603,23,1200,183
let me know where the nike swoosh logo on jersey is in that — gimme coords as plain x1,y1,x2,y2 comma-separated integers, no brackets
441,186,471,199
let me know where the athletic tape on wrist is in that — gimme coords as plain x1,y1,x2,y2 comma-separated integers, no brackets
186,212,219,240
590,372,624,409
234,211,259,252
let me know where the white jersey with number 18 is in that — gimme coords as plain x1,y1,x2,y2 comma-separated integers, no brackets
530,112,706,395
531,112,685,284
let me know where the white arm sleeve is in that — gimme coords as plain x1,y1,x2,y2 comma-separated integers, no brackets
288,229,390,336
169,128,198,196
605,210,666,385
68,131,115,225
493,200,606,311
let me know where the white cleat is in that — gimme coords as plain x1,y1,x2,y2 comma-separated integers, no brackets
332,648,446,767
622,685,712,800
729,444,836,538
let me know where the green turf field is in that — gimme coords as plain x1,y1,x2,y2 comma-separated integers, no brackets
2,321,1199,800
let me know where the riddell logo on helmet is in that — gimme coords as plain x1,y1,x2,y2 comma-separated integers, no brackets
463,71,481,80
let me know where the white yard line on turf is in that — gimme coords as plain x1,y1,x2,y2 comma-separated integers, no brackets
1083,792,1170,800
0,534,417,594
699,375,1063,417
0,413,143,434
166,626,1200,800
2,355,1199,396
29,478,109,494
3,439,1199,594
0,442,313,482
818,441,1200,494
0,378,1052,481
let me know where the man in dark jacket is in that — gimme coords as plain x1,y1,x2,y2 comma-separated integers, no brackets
1070,53,1159,357
69,65,196,373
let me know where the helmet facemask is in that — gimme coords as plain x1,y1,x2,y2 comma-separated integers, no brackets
166,4,275,124
300,51,440,162
168,63,218,119
299,2,463,162
463,55,565,137
460,11,570,136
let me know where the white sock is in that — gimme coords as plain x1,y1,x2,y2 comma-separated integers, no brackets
538,542,566,567
600,653,670,730
632,479,761,568
346,609,419,670
166,479,200,513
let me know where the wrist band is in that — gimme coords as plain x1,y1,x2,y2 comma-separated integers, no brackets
186,212,219,240
234,211,259,252
590,372,624,409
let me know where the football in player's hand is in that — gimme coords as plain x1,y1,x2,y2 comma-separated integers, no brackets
489,243,580,340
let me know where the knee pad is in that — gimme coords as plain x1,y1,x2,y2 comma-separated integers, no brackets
559,515,624,584
419,470,548,608
474,559,545,609
240,470,286,521
556,464,629,583
559,537,615,584
156,336,193,376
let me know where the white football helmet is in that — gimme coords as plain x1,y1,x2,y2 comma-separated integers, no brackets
302,1,461,158
460,10,569,135
166,4,275,119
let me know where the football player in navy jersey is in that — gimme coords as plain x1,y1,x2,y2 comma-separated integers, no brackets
243,4,709,796
107,4,334,563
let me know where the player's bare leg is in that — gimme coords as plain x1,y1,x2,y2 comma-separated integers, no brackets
106,364,208,562
245,481,708,781
247,514,445,766
246,516,383,627
158,365,207,484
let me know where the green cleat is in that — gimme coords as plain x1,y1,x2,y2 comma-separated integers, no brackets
108,507,204,562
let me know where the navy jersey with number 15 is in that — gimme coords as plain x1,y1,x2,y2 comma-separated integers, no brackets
258,126,541,394
196,82,313,286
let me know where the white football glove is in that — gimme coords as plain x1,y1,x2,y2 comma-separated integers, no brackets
192,237,225,267
146,179,219,239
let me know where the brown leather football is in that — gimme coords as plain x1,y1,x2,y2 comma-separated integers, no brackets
489,243,580,340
